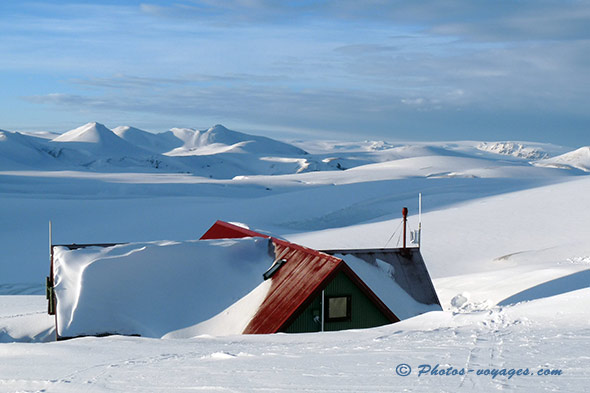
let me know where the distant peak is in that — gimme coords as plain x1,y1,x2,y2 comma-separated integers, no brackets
79,122,111,132
552,145,590,158
113,125,149,135
53,122,117,143
85,121,105,128
77,122,112,133
208,124,229,131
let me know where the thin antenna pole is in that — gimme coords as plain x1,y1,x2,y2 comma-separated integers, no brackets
418,193,422,247
402,207,408,250
49,221,52,257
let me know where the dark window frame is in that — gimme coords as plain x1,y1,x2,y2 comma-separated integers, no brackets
325,295,352,322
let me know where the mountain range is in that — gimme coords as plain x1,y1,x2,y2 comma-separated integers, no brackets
1,122,589,178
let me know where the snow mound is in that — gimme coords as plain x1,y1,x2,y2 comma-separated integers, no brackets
164,279,272,338
0,296,54,343
450,293,470,308
533,146,590,172
477,142,550,159
53,238,275,338
498,270,590,305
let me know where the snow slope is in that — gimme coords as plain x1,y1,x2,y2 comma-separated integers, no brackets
0,296,54,343
166,124,308,156
47,122,185,172
533,146,590,172
1,125,589,391
0,130,56,169
52,122,123,144
0,288,588,391
113,125,183,154
2,123,318,176
0,128,585,284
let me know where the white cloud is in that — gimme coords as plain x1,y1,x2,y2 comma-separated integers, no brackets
401,98,426,106
2,1,590,145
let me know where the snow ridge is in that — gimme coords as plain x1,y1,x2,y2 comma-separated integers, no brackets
533,146,590,172
167,124,307,156
53,122,120,144
477,142,550,159
0,122,586,180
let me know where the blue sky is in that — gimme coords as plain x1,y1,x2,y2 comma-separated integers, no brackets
1,0,589,145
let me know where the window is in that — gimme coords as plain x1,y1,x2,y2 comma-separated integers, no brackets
326,295,351,322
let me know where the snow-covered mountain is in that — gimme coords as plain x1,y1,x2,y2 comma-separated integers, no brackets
166,124,308,156
0,129,53,169
113,124,308,157
532,146,590,172
45,122,182,172
1,122,315,176
476,141,554,159
52,122,122,144
2,122,584,180
113,125,184,154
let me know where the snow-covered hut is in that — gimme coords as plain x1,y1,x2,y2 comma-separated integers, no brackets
201,221,441,333
47,221,441,339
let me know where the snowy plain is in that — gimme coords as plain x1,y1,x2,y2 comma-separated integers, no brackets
0,123,589,392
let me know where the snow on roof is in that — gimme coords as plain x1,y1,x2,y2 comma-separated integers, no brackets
200,221,439,329
53,237,275,339
337,253,441,319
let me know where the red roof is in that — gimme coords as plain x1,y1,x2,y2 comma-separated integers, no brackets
244,239,341,333
200,220,269,240
200,221,399,334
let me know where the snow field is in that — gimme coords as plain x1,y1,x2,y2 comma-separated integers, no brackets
1,125,589,391
0,287,588,392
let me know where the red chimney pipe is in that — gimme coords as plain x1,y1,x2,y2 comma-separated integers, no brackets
402,207,408,250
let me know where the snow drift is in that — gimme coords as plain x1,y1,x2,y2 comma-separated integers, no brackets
53,238,275,338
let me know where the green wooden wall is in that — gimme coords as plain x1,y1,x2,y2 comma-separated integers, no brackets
283,271,392,333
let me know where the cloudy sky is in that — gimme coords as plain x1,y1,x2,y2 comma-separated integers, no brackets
1,0,589,145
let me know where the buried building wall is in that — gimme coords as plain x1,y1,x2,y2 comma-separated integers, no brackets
283,271,395,333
